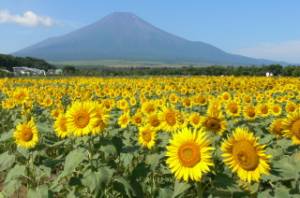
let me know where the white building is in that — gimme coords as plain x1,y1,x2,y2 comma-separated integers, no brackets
13,67,46,76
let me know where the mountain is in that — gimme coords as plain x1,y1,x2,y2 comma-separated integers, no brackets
14,12,277,65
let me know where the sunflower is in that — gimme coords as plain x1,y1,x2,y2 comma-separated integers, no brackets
285,101,297,113
159,106,179,132
141,101,157,115
131,112,144,127
182,97,192,108
189,112,201,129
66,101,98,136
92,104,109,135
54,114,69,138
221,92,231,102
221,128,271,183
243,105,257,121
169,93,178,104
257,103,270,117
283,112,300,144
226,100,241,117
202,112,227,135
138,126,156,149
269,119,284,137
166,127,214,181
270,103,282,117
147,113,162,131
118,112,130,128
14,119,39,149
13,88,29,105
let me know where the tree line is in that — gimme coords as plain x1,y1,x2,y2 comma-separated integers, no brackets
62,64,300,76
0,54,55,71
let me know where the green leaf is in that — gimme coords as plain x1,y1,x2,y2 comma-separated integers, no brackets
274,156,299,179
0,151,15,171
120,153,134,168
100,144,117,157
0,130,13,142
145,153,163,170
82,167,114,193
4,164,25,183
257,190,271,198
2,180,22,197
172,181,191,198
158,188,172,198
275,187,290,198
114,177,135,197
62,148,86,176
27,185,49,198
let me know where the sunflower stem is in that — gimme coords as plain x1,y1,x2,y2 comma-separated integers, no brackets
196,182,205,198
88,136,95,170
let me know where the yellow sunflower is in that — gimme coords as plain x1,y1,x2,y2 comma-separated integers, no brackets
131,112,144,127
91,104,109,135
141,101,157,115
243,105,257,121
221,128,271,183
166,127,214,181
202,112,227,135
159,106,179,132
257,103,270,117
118,112,130,128
138,126,156,149
54,114,69,138
283,112,300,144
14,119,39,149
66,101,98,136
147,113,162,131
226,100,241,117
269,119,284,137
189,112,201,129
270,103,282,117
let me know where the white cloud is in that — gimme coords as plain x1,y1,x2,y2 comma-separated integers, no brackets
0,10,55,27
236,40,300,64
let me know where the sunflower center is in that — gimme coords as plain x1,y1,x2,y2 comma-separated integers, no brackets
232,140,259,171
142,130,152,142
135,117,142,124
246,107,256,117
228,104,238,113
150,117,160,127
273,106,280,113
75,111,90,128
273,121,283,135
291,119,300,139
178,142,201,167
205,117,221,131
192,116,200,125
21,127,33,142
60,119,68,132
145,105,155,114
261,106,268,114
165,111,176,126
288,105,295,112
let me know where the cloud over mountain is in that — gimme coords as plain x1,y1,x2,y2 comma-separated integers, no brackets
0,10,54,27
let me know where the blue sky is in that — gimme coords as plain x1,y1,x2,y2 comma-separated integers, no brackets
1,0,300,63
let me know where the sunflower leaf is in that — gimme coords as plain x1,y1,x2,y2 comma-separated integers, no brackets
62,148,86,176
0,151,15,171
172,181,191,198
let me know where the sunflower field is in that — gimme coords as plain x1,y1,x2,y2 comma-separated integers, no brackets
0,76,300,198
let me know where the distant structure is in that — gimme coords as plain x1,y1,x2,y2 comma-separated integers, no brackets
13,67,46,76
47,69,63,75
0,68,11,74
266,72,273,77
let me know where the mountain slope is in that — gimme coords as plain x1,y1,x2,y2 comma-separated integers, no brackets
15,12,276,65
